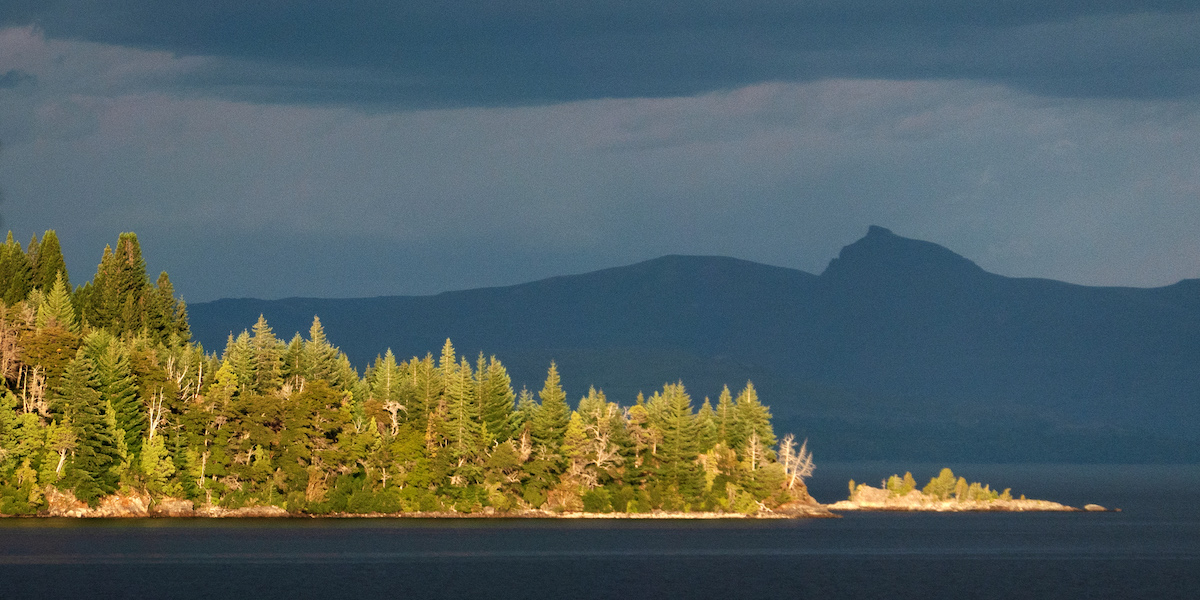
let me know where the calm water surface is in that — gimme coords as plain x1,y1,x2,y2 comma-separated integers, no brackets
2,464,1197,599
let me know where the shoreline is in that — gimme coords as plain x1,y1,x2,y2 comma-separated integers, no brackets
0,491,1107,519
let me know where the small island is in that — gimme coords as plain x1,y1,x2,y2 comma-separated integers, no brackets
828,468,1087,512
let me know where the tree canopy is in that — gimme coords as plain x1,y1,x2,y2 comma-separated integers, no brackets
0,231,815,515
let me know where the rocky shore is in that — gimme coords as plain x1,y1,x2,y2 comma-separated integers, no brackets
825,483,1085,512
15,486,1097,519
28,489,837,519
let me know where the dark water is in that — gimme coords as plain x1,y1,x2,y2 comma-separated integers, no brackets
2,464,1198,600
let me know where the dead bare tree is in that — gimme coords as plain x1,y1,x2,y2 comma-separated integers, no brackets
0,308,19,382
778,433,815,490
382,401,406,435
146,388,167,442
17,365,48,416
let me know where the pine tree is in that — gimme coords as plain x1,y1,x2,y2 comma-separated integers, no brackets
35,271,78,332
84,234,150,336
54,354,120,504
531,362,569,449
145,272,187,344
714,385,741,448
29,229,69,292
0,232,32,305
512,387,537,436
301,316,340,384
85,331,145,456
443,357,481,460
222,331,255,392
734,382,775,450
477,355,515,443
249,315,283,393
405,353,440,420
368,349,408,431
694,397,718,454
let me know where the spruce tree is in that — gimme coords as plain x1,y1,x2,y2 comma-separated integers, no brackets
512,387,537,436
222,331,255,392
443,357,481,460
477,355,516,443
301,316,340,384
54,354,120,504
29,229,69,292
0,232,32,305
84,234,150,336
734,382,775,450
249,315,283,393
86,334,145,456
714,385,741,449
35,271,78,332
146,272,186,344
368,349,407,429
694,397,718,454
531,362,569,449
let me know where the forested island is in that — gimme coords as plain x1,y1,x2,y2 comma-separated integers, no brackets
0,232,825,517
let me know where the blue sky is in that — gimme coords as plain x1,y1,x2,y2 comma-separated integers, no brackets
2,1,1198,300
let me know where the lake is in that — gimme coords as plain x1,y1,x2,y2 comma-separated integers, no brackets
2,464,1197,599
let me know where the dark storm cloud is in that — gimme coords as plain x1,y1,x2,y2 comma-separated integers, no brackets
0,68,35,88
3,1,1198,106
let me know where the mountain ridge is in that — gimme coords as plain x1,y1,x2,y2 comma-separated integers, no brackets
189,227,1200,462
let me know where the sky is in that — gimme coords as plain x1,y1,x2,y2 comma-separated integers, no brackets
1,1,1198,301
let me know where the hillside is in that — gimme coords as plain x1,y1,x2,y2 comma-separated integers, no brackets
190,226,1200,462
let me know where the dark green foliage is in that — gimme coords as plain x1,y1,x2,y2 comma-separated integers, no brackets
85,332,145,456
0,232,32,305
249,315,283,393
54,355,121,504
83,233,151,337
0,232,808,515
531,362,569,449
735,382,775,450
146,272,189,343
477,354,515,443
35,271,77,332
29,229,69,292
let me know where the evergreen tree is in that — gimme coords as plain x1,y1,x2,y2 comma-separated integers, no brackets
222,331,255,392
443,357,481,461
35,271,78,332
714,385,741,448
367,349,408,430
477,355,515,443
0,232,32,305
54,354,120,504
281,333,305,382
694,397,718,454
84,234,150,336
146,272,187,343
734,382,775,450
301,316,341,385
531,363,569,449
85,333,145,456
29,229,69,292
405,353,441,421
648,383,699,476
249,315,283,393
512,387,537,436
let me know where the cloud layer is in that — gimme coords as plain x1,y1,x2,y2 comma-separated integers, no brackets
4,1,1200,107
1,7,1198,301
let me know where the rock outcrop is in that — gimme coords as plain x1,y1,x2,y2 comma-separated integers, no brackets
40,488,290,518
826,484,1077,512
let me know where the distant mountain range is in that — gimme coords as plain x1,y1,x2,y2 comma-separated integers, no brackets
189,226,1200,462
